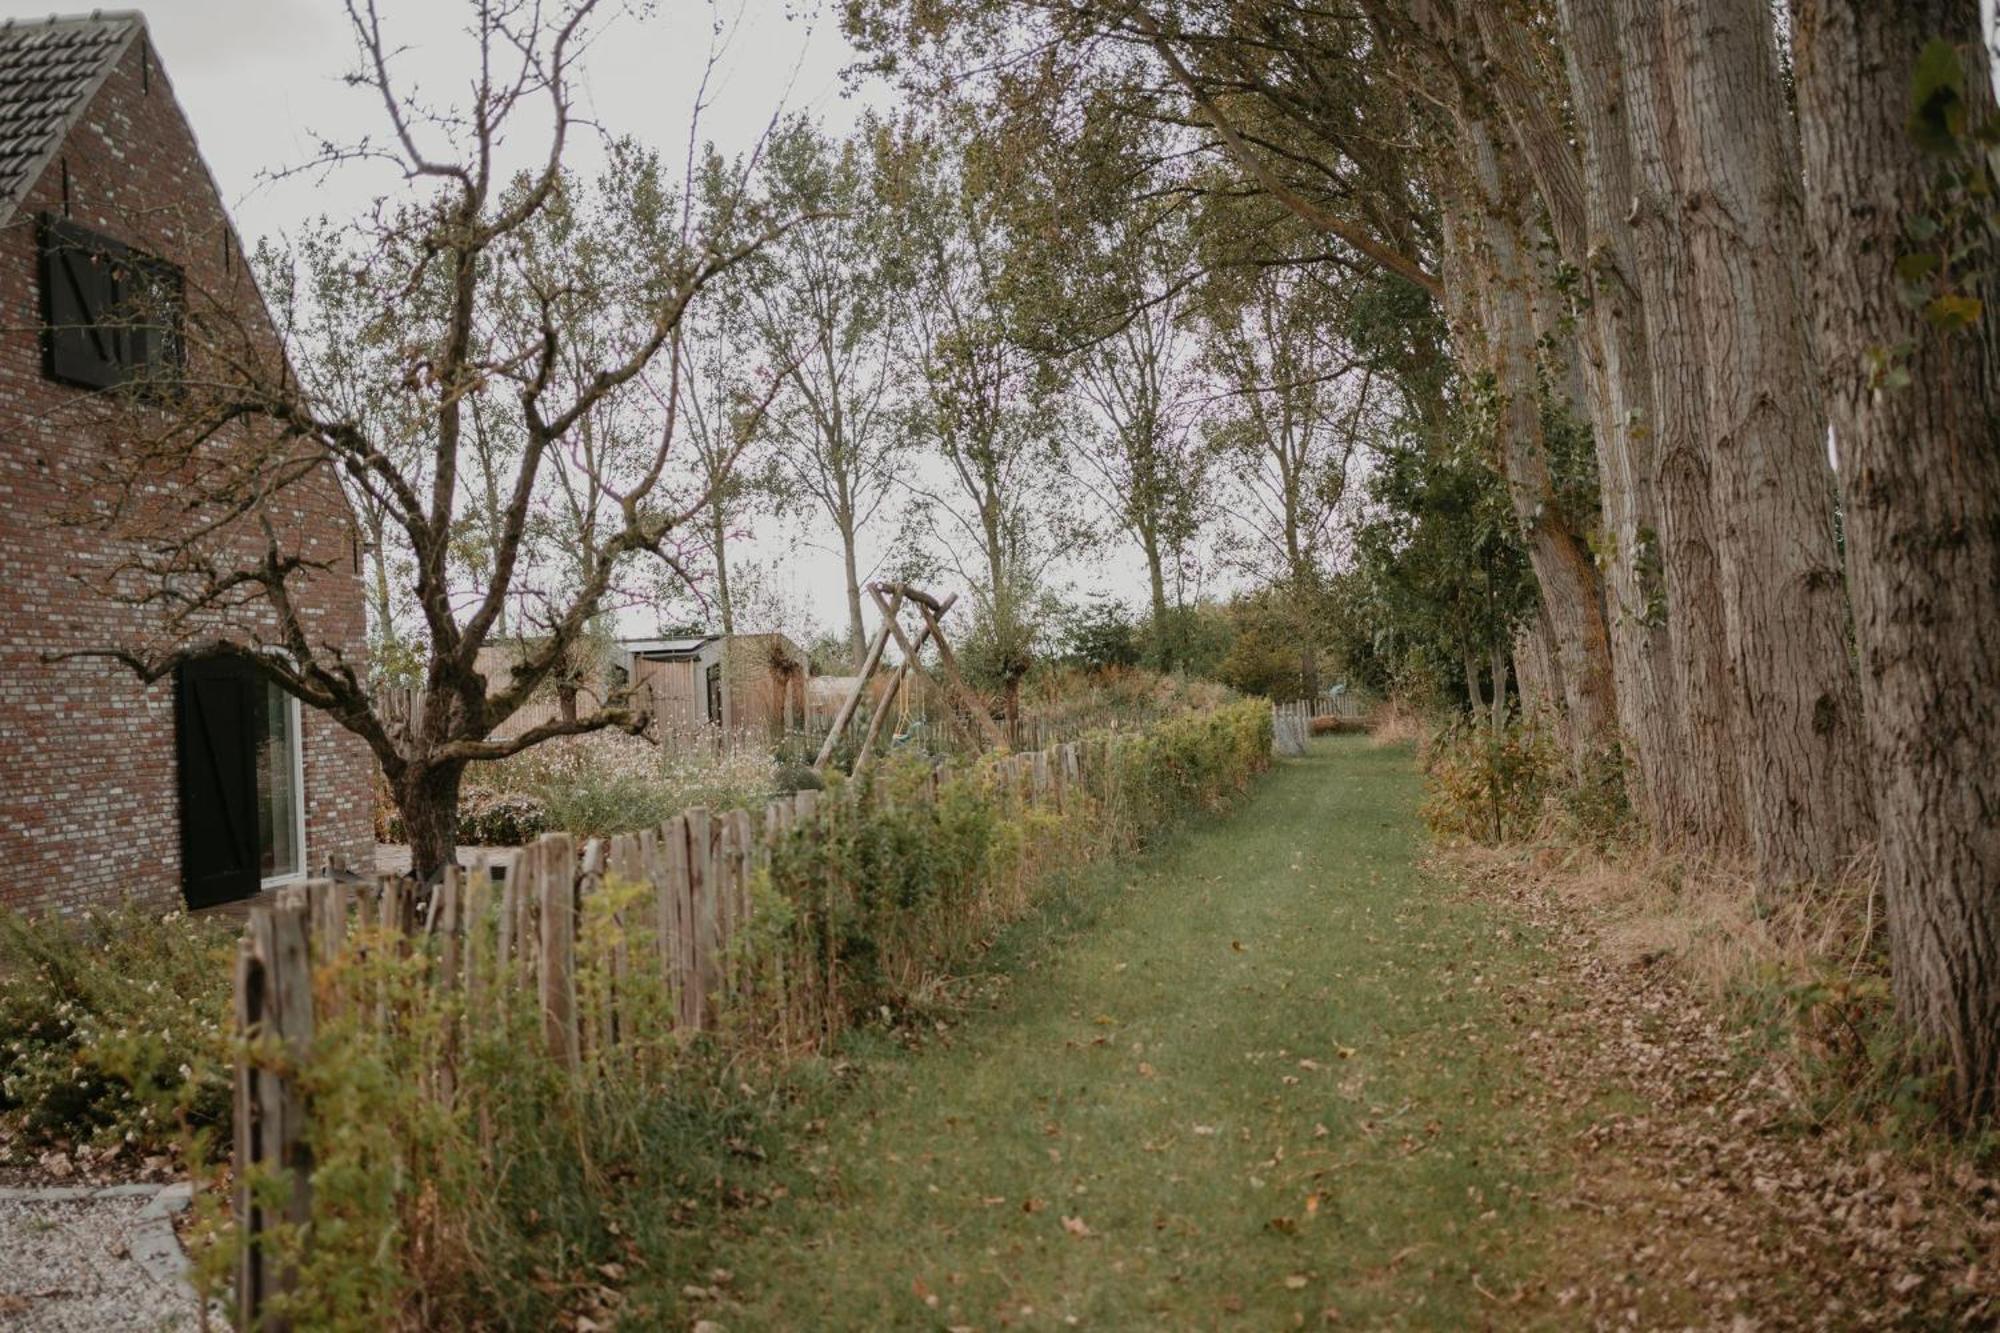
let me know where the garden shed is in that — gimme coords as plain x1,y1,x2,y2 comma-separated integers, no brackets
624,633,808,736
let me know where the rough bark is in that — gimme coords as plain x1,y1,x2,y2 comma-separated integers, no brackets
1516,605,1569,751
1440,139,1622,769
1663,0,1876,884
1793,0,2000,1117
1550,0,1694,842
395,760,466,883
1610,0,1753,856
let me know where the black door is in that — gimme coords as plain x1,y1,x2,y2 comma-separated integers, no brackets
175,657,260,909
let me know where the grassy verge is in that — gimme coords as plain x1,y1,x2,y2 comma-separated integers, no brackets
658,737,1575,1329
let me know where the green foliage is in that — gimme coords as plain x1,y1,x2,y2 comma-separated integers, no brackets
1213,586,1326,700
1055,597,1143,671
0,906,235,1158
1888,36,1997,367
1334,389,1535,708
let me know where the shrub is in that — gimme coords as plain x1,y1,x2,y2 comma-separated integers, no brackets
1419,720,1562,844
0,906,235,1159
773,762,825,794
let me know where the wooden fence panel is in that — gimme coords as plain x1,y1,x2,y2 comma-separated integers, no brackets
234,898,314,1332
685,809,715,1031
1272,701,1309,756
538,835,579,1070
231,712,1143,1326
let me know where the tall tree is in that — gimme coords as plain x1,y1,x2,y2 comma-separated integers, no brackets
1202,266,1371,697
1653,0,1875,884
1068,259,1208,672
889,124,1077,735
739,117,906,668
1792,5,2000,1115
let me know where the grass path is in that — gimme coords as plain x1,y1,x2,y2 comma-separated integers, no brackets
692,737,1570,1329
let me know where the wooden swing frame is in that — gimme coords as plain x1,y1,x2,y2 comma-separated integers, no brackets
812,581,1007,772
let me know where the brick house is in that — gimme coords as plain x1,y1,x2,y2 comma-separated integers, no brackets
0,14,374,915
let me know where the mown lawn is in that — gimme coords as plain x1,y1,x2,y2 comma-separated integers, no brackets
658,736,1575,1330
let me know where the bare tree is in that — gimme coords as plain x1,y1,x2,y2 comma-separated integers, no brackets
1072,285,1208,671
60,0,785,879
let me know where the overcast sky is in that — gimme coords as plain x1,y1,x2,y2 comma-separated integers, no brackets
2,0,1144,642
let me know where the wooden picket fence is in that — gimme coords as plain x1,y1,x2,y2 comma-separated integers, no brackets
230,740,1089,1329
1273,700,1311,756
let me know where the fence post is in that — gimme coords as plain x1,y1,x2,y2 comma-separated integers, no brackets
538,834,579,1070
685,808,715,1030
234,899,314,1332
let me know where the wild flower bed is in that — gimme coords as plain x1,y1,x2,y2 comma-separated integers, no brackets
0,907,235,1166
375,732,787,845
211,698,1270,1329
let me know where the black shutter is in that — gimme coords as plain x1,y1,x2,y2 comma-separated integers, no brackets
176,657,261,909
38,215,185,391
39,215,122,389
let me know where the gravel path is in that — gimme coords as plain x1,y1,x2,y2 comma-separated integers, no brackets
0,1184,203,1331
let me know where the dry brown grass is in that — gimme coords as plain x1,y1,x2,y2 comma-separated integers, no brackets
1366,696,1428,748
1481,840,1881,999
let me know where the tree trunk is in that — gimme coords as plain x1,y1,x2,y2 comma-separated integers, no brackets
1142,529,1173,672
1490,641,1509,738
1610,0,1752,857
840,522,866,669
1793,0,2000,1117
712,502,735,637
1450,182,1622,769
1552,0,1694,842
1514,614,1562,744
395,760,466,884
1664,0,1876,885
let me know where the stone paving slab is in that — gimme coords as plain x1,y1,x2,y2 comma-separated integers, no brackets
0,1182,203,1331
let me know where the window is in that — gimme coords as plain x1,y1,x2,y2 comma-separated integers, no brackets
256,679,304,883
38,213,184,391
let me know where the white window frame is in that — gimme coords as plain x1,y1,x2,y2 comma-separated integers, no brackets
260,692,308,888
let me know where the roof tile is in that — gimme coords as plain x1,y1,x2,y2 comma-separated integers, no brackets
0,15,139,224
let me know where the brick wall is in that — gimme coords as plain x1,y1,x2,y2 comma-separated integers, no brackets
0,32,375,916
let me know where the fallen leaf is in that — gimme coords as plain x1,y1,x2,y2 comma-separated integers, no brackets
1284,1273,1310,1289
1022,1196,1047,1213
1062,1215,1093,1238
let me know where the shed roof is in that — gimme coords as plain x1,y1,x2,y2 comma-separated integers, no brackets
0,14,141,226
623,635,718,659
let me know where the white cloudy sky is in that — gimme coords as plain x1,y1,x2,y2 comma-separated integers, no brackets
1,0,1169,642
